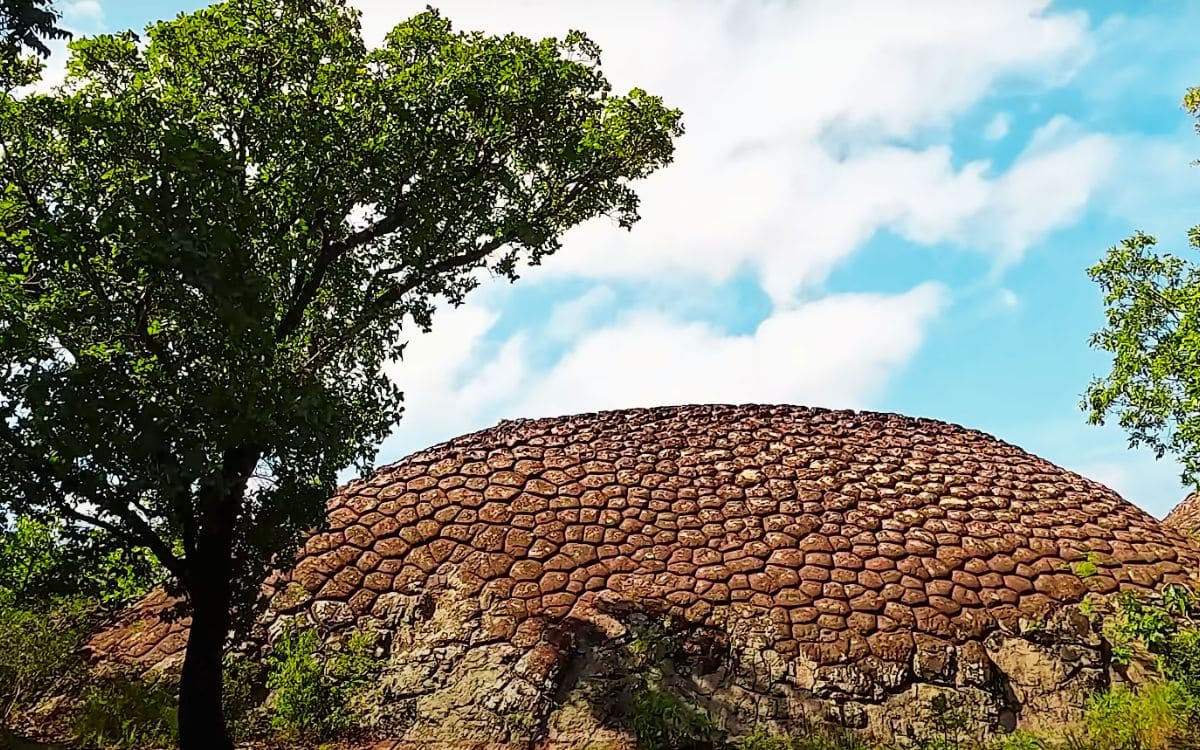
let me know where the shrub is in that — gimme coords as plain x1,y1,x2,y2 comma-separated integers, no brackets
901,693,978,750
265,624,377,740
735,723,871,750
0,596,94,723
1082,681,1200,750
631,682,718,750
73,674,178,749
1162,626,1200,695
621,616,719,750
1099,585,1200,700
986,730,1047,750
222,651,265,740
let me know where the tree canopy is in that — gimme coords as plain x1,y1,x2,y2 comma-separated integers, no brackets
0,0,682,746
1084,86,1200,486
1,0,68,57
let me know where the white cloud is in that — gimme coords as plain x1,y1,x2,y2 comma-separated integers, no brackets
62,0,103,25
378,283,947,460
545,286,617,342
516,282,947,416
353,0,1100,302
984,113,1012,140
339,0,1133,467
981,125,1118,265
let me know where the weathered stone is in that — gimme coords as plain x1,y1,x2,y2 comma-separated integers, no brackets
85,404,1200,748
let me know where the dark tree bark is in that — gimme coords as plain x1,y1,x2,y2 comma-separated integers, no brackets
177,569,233,750
177,447,257,750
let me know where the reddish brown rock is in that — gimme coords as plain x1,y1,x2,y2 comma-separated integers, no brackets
1164,491,1200,545
87,404,1200,744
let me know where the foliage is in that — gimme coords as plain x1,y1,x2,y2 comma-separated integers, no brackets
222,651,265,740
264,624,377,740
1084,86,1200,485
0,513,59,604
1072,553,1102,580
1101,586,1200,687
735,724,871,750
985,731,1047,750
621,616,719,750
1105,591,1175,662
74,674,179,749
0,594,93,723
0,0,679,742
1161,625,1200,696
1080,681,1200,750
901,693,978,750
629,615,680,666
0,514,162,607
630,684,718,750
1,0,69,57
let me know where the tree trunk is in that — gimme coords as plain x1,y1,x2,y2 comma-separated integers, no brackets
175,445,259,750
177,568,233,750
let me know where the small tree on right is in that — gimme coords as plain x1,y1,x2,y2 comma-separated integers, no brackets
1084,87,1200,486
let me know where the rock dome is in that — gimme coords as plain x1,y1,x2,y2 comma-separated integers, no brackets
91,404,1200,746
1165,490,1200,543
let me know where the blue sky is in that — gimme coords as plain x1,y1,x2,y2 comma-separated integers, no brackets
58,1,1200,518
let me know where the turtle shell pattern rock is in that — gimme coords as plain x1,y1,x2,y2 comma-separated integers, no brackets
91,404,1200,746
1165,490,1200,544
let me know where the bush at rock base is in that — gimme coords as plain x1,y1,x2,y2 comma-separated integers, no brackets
0,596,94,725
222,651,267,741
265,624,378,741
1076,681,1200,750
735,723,872,750
73,674,178,749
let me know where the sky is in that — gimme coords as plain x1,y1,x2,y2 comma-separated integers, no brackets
54,0,1200,518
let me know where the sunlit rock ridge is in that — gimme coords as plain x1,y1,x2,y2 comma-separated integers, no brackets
93,404,1200,746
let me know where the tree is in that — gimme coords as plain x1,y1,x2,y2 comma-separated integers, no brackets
0,1,683,747
1,0,69,57
1084,87,1200,486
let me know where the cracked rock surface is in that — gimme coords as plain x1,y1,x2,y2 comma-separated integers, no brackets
1165,491,1200,545
89,404,1200,746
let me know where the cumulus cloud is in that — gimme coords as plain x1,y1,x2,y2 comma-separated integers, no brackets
354,0,1101,302
338,0,1133,468
378,282,947,460
984,113,1012,141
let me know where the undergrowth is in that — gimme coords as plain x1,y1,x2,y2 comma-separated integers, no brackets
627,615,720,750
265,623,378,741
73,674,178,749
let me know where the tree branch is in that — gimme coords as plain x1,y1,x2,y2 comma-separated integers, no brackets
305,234,507,369
0,417,187,579
274,208,409,341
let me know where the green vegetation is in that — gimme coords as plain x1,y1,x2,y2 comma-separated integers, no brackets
1083,86,1200,488
631,685,719,750
1099,585,1198,672
264,624,377,741
1075,681,1200,750
220,652,265,741
0,595,93,724
1072,554,1103,580
0,515,160,728
74,675,179,750
625,616,719,750
735,723,872,750
0,0,69,57
0,0,680,744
